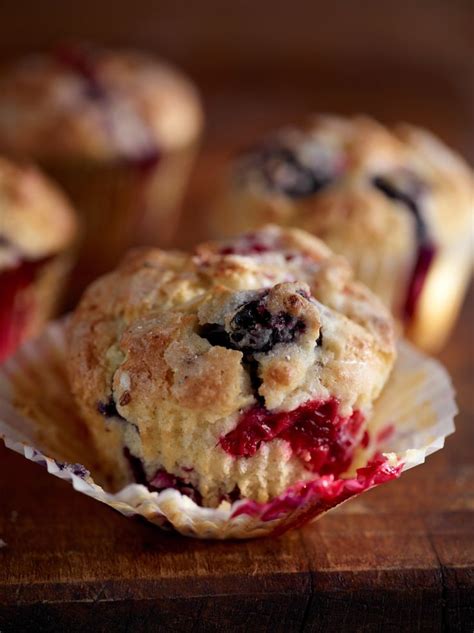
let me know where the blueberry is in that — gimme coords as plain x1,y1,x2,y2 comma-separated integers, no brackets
200,297,306,355
372,173,428,241
97,396,119,418
199,292,311,404
230,299,306,353
199,323,232,348
229,300,273,352
372,171,436,320
245,143,335,198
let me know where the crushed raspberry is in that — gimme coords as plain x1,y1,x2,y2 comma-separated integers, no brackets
123,449,203,505
0,259,47,362
232,454,402,535
149,468,203,505
220,398,365,476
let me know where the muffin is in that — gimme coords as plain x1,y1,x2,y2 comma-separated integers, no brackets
67,225,396,507
210,115,473,351
0,157,77,361
0,43,203,301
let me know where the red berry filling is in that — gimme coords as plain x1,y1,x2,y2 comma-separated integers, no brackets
231,454,402,535
0,258,47,362
122,448,203,504
403,243,436,320
149,468,203,505
220,398,365,477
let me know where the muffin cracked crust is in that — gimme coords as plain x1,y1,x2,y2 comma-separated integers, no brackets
0,44,202,161
68,226,396,506
211,115,473,350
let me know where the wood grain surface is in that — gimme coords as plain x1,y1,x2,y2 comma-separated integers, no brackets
0,288,472,632
0,2,473,631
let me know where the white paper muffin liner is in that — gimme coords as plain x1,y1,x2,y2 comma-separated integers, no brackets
0,321,457,539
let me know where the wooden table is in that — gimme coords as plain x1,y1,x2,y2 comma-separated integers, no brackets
0,3,473,630
0,288,472,632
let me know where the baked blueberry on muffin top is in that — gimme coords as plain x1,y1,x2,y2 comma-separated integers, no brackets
68,226,395,506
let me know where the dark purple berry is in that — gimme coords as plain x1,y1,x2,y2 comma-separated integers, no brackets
372,172,428,241
97,396,119,418
199,323,232,349
244,142,336,198
123,447,148,485
128,147,162,174
229,299,306,353
372,171,436,320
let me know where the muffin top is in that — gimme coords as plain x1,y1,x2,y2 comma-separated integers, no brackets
213,115,473,249
0,157,77,268
68,226,395,504
0,45,203,162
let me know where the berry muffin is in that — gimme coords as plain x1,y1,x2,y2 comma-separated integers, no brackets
210,115,473,351
0,44,203,301
67,225,396,507
0,157,77,361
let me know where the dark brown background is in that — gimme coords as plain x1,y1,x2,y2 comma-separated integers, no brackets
0,2,473,631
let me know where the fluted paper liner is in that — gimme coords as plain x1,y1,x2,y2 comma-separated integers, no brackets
0,321,457,539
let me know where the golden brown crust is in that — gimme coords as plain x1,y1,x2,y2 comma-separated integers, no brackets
0,157,78,266
67,225,396,504
0,48,203,161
